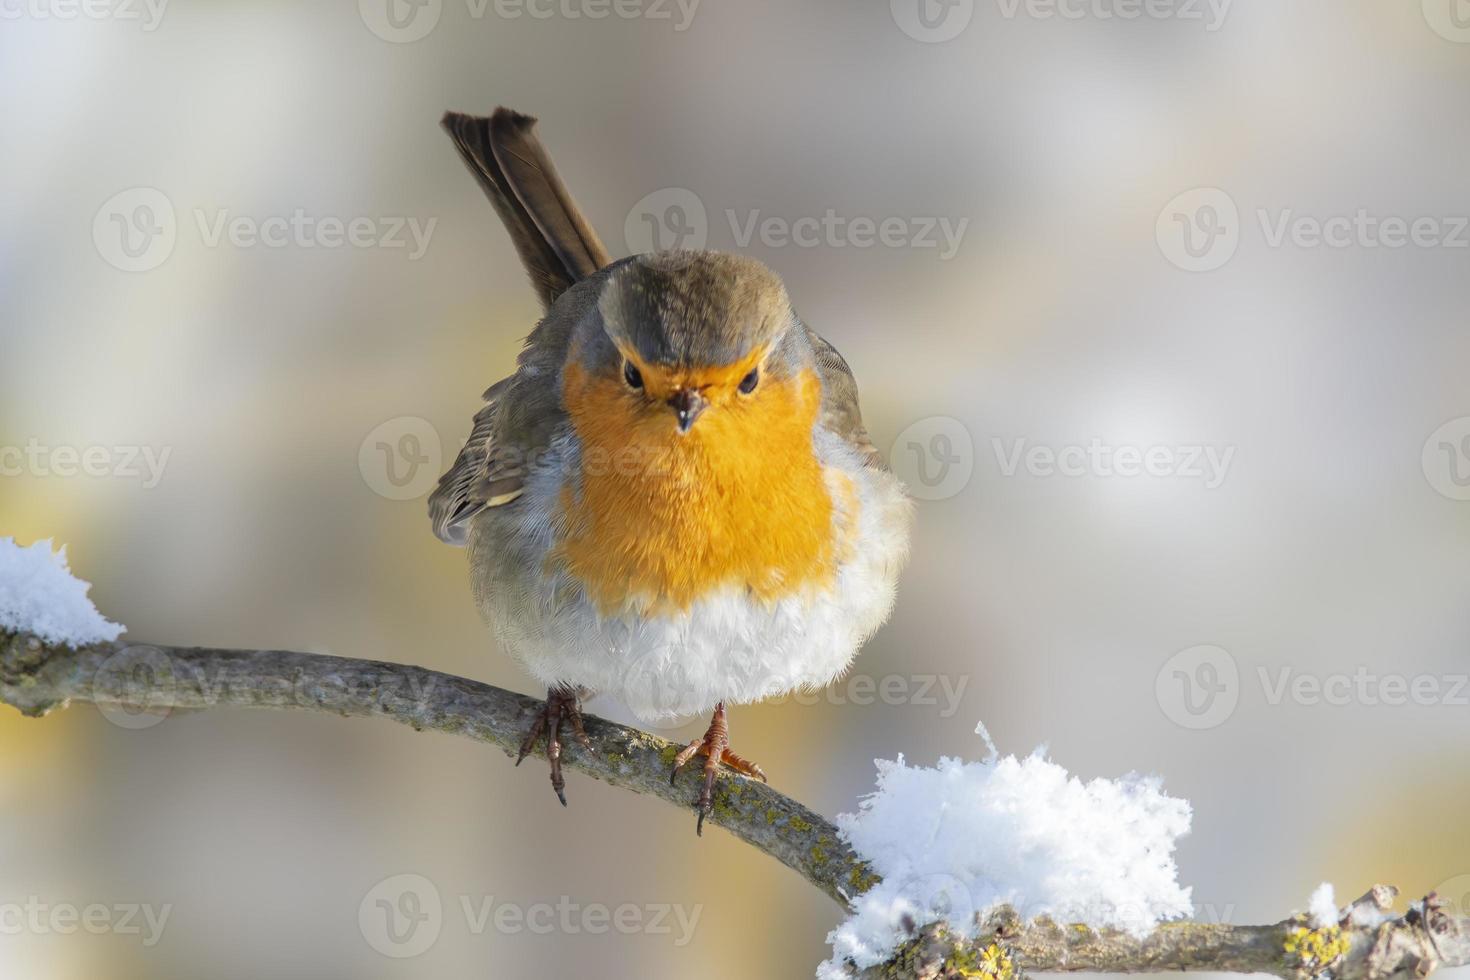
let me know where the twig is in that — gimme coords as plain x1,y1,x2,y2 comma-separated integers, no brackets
0,630,869,908
854,887,1468,979
3,630,1466,980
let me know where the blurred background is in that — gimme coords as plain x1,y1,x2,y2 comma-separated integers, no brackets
3,0,1470,976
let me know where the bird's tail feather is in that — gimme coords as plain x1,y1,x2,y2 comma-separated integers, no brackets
441,107,612,309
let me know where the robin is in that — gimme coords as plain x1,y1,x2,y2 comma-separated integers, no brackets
430,108,912,833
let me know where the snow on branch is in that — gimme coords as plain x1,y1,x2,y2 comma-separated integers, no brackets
0,538,123,648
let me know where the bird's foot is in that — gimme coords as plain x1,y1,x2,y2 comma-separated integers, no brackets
515,686,593,806
670,702,767,836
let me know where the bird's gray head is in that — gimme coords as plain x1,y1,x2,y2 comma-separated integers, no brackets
599,251,795,367
566,251,812,434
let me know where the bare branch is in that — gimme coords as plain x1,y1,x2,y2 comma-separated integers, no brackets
0,629,869,909
3,629,1465,980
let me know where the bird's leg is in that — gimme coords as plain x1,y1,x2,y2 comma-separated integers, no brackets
670,702,767,836
515,686,594,806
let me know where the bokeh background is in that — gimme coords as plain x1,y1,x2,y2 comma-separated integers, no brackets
4,0,1470,976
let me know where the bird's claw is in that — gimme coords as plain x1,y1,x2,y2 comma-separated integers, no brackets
517,687,593,806
670,702,767,836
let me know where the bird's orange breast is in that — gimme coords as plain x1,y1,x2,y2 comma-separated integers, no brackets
555,360,837,614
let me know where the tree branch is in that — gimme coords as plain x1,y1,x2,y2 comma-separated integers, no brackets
858,886,1470,980
2,630,1465,980
0,629,868,908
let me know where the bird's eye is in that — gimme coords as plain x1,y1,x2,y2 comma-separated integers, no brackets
623,360,644,390
738,368,759,394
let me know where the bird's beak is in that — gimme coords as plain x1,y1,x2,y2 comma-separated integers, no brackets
667,389,708,433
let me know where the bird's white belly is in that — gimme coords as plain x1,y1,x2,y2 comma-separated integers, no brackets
470,429,911,723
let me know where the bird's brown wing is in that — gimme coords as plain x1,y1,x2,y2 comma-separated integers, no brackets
804,322,885,468
428,378,517,545
429,276,611,546
441,107,612,310
431,106,617,546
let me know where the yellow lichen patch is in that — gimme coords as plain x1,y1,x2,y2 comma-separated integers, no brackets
1283,925,1351,976
949,941,1015,980
712,789,741,822
847,862,881,894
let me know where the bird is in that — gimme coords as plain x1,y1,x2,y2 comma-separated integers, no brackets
429,107,912,833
